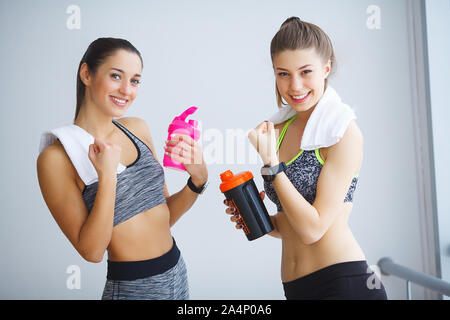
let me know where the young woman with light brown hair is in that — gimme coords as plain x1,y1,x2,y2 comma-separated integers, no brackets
225,17,387,300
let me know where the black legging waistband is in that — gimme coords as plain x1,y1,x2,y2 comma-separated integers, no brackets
282,260,388,300
106,238,180,281
283,260,369,287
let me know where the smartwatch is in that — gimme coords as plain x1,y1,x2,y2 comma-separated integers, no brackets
261,162,287,182
187,177,208,194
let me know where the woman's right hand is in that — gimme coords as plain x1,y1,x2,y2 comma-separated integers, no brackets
88,138,122,179
224,191,265,230
248,121,279,166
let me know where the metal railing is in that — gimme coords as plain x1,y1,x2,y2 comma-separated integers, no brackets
378,257,450,299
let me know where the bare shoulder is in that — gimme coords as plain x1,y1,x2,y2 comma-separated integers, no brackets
319,121,362,168
36,139,85,199
323,121,363,157
338,120,363,151
116,116,147,128
345,120,363,142
37,140,75,178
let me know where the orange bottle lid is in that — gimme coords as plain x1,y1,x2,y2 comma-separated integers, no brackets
219,170,254,193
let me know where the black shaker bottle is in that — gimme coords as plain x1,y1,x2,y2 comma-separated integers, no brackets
220,170,274,241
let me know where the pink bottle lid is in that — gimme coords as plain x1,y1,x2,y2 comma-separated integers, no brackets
188,119,198,128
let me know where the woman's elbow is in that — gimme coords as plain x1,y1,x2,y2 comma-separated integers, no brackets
297,210,326,245
84,255,103,263
78,247,104,263
298,229,324,245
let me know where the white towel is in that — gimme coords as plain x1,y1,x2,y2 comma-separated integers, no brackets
39,124,126,185
267,86,356,151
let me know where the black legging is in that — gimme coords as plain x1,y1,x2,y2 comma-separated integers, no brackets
282,260,388,300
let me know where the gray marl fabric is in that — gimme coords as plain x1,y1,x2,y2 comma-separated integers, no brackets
101,255,189,300
264,150,358,212
82,120,166,226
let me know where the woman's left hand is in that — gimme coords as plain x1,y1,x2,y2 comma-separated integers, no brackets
164,134,208,186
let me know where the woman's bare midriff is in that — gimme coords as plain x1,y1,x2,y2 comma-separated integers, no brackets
277,202,366,283
106,203,173,262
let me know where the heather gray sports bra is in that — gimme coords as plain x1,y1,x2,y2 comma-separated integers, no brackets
82,121,166,226
264,115,358,212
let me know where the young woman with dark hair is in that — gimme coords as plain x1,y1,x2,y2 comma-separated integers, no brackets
37,38,208,300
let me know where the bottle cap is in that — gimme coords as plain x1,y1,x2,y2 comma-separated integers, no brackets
219,170,254,193
178,106,197,121
188,119,198,128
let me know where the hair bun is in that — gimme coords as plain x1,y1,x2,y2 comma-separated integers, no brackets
280,16,301,28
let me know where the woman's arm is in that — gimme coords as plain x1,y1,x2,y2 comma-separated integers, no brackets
164,133,208,226
129,117,208,227
37,140,120,263
268,214,282,239
271,121,363,244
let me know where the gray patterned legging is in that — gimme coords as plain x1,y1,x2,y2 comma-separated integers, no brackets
101,255,189,300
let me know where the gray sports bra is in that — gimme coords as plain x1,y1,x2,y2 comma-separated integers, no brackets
264,115,358,212
82,120,166,226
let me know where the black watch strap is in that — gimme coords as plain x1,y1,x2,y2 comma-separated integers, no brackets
187,177,208,194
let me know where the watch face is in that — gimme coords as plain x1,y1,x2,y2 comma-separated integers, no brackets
261,167,273,182
199,182,209,194
261,162,286,182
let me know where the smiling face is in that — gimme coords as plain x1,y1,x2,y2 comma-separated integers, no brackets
81,49,142,118
273,48,331,113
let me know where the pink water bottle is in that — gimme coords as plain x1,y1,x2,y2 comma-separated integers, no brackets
163,106,201,171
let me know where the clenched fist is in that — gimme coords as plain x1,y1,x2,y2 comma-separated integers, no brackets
248,121,279,166
88,138,122,179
